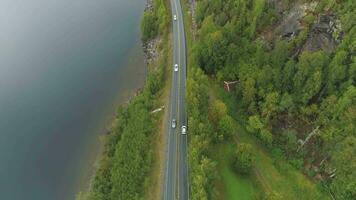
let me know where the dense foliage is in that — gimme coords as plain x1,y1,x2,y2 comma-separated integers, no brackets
189,0,355,199
141,0,169,42
187,68,237,199
187,68,218,199
141,11,158,42
233,143,255,175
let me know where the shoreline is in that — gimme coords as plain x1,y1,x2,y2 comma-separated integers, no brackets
74,14,156,199
75,0,171,197
75,38,148,200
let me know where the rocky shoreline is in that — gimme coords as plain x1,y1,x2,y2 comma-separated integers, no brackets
142,0,160,65
142,37,160,65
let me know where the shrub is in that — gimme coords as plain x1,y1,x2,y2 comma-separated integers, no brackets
233,143,255,175
141,11,158,41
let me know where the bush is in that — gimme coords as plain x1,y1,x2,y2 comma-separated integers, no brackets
264,191,284,200
217,115,234,141
233,143,255,175
289,158,303,170
141,11,158,41
247,115,273,147
260,128,273,147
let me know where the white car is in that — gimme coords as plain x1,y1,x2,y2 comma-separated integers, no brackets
174,64,178,72
172,119,176,129
181,125,187,135
173,15,177,21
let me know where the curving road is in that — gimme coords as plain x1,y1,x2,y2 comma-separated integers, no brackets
163,0,188,199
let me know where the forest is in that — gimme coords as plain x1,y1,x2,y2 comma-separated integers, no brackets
185,0,355,199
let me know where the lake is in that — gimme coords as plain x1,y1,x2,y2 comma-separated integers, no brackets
0,0,146,199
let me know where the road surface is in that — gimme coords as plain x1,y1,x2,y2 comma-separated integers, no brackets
163,0,188,199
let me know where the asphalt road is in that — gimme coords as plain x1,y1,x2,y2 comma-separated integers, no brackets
163,0,188,199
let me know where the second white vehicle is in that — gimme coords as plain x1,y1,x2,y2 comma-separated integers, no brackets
172,119,176,129
181,125,187,135
173,14,177,21
174,64,178,72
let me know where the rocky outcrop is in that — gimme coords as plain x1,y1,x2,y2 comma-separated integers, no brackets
277,2,318,39
275,2,341,54
302,14,341,53
145,0,154,12
143,37,160,64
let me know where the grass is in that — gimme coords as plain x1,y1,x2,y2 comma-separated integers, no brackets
212,143,259,200
221,167,254,200
212,83,330,200
237,122,327,199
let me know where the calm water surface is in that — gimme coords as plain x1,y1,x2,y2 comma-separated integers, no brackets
0,0,146,199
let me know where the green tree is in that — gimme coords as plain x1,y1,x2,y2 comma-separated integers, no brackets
281,60,296,92
218,115,234,140
271,40,288,90
260,128,273,147
141,11,158,41
279,92,294,112
292,51,329,104
242,77,257,107
155,0,168,31
331,136,356,199
327,50,348,94
208,99,227,125
264,191,284,200
233,143,255,175
197,30,228,74
261,91,280,120
246,115,264,134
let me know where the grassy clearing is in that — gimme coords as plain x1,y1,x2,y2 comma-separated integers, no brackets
212,143,258,200
213,83,329,200
221,166,254,200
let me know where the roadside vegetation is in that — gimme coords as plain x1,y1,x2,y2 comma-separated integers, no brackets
184,0,355,199
76,0,170,199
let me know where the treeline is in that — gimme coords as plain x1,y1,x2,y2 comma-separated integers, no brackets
187,68,217,199
190,0,355,199
187,68,236,199
77,1,169,199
